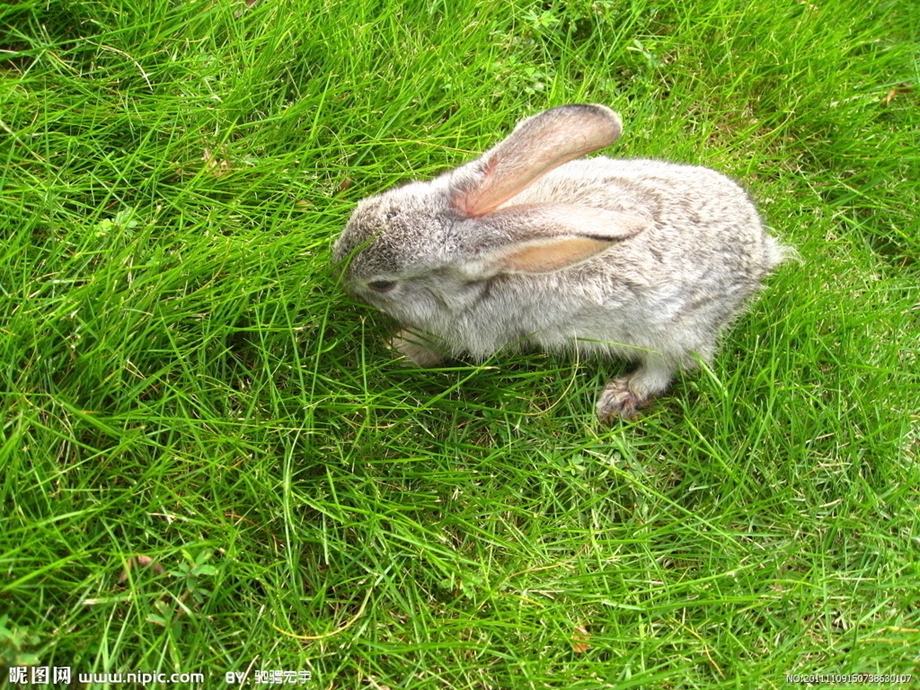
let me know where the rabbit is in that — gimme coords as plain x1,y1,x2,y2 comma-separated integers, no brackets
333,104,790,422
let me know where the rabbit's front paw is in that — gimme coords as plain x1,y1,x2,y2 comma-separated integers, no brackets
391,330,446,367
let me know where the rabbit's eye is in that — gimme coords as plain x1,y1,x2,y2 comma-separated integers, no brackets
367,280,396,293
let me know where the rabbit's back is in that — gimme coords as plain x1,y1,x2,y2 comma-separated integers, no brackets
480,158,784,360
514,157,778,277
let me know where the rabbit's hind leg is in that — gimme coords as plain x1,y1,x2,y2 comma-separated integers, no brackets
595,355,676,422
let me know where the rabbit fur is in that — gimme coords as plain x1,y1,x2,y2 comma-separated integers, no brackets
333,104,789,421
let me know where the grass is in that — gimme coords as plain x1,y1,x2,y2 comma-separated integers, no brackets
1,0,918,686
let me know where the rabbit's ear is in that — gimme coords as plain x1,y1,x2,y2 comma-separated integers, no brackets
452,105,622,218
457,205,647,279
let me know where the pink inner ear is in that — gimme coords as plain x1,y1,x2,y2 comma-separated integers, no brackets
452,106,623,218
499,236,616,274
454,132,598,218
453,157,501,217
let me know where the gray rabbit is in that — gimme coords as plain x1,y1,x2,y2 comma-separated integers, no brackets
333,104,790,421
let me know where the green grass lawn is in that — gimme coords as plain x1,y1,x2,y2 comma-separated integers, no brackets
2,0,918,686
